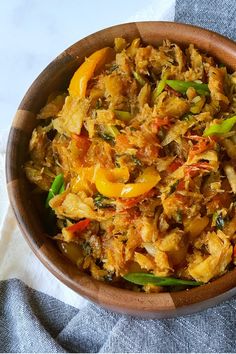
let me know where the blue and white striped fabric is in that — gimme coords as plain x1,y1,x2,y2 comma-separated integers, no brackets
1,0,236,352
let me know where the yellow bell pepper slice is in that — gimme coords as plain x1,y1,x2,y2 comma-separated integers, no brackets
95,167,160,198
71,167,96,194
69,47,114,98
71,166,129,194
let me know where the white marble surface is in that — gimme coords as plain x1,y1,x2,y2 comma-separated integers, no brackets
0,0,175,150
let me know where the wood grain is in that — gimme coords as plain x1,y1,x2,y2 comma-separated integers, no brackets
6,22,236,318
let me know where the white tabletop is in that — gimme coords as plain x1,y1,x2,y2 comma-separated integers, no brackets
0,0,175,145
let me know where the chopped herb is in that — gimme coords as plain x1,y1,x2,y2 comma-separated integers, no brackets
109,63,119,72
131,155,142,166
216,215,224,230
213,212,225,230
180,113,193,121
169,180,179,194
98,132,115,144
104,273,114,282
99,125,119,144
115,153,142,167
62,219,68,228
176,210,183,224
61,218,75,228
93,193,115,209
81,241,92,255
115,159,120,168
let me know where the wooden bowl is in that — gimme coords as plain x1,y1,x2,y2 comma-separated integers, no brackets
6,22,236,318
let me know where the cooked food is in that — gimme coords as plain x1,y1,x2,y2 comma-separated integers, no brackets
25,37,236,292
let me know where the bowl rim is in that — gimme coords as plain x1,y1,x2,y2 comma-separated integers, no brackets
6,21,236,318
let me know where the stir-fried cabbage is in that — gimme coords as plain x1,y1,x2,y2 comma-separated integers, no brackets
25,38,236,292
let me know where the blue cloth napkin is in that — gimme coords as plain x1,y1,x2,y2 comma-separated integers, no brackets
1,279,236,352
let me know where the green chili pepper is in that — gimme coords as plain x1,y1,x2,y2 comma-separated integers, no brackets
45,174,65,208
203,115,236,137
133,71,146,86
152,79,166,102
123,273,203,287
166,80,210,96
114,110,132,121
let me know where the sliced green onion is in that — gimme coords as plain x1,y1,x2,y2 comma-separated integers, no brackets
180,113,193,121
105,125,120,138
133,71,146,86
166,80,210,96
58,183,65,194
99,125,119,145
176,210,183,224
203,116,236,137
123,272,203,287
45,174,64,208
114,110,132,121
152,79,166,102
